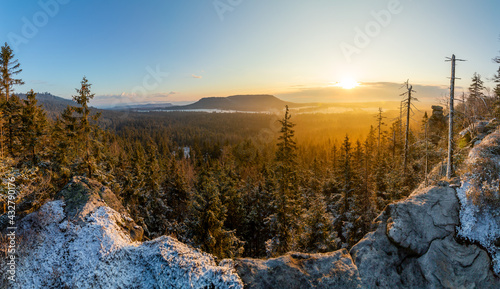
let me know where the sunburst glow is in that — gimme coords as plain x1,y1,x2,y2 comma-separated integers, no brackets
337,78,359,89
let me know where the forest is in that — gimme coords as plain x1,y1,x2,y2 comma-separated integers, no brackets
1,41,500,260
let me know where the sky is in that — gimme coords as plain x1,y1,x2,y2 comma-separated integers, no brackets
1,0,499,108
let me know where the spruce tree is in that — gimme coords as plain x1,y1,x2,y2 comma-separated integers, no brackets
275,105,297,168
493,55,500,117
301,193,337,252
60,77,101,177
20,89,47,164
74,77,100,177
0,43,24,103
163,158,189,223
242,168,274,257
190,170,244,258
374,108,386,156
0,43,24,157
267,105,301,256
339,134,355,246
3,94,22,157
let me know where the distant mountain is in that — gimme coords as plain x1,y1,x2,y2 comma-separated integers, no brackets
167,95,292,111
108,102,173,111
17,92,77,119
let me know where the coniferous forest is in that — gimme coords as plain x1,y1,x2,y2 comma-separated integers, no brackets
2,40,500,262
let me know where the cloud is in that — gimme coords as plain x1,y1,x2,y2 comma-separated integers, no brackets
276,81,450,105
191,74,202,79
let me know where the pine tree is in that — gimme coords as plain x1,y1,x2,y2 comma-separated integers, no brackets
493,55,500,117
374,108,386,156
190,170,244,258
3,94,22,157
60,77,101,177
468,72,487,121
20,90,47,164
74,77,100,177
0,43,24,103
267,105,301,256
275,105,297,168
0,43,24,158
301,193,337,252
242,166,274,257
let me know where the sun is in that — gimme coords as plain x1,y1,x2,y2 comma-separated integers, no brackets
336,78,359,89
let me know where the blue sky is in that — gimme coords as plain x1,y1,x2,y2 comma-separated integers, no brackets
1,0,499,107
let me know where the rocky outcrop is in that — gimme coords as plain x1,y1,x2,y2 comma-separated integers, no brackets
4,174,500,288
57,176,144,241
428,105,447,145
350,184,499,288
1,177,243,289
236,184,500,288
236,250,362,289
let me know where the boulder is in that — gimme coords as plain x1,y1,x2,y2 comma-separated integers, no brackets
385,186,458,255
350,212,409,288
417,236,497,288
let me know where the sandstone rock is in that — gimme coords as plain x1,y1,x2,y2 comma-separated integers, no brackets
350,183,500,288
385,186,458,255
417,236,497,288
57,176,143,241
2,177,243,289
236,249,362,289
350,218,407,288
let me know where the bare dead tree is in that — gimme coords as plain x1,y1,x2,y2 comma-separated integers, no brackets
445,54,465,179
400,80,418,174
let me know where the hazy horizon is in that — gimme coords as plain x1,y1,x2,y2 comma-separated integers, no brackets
1,1,499,108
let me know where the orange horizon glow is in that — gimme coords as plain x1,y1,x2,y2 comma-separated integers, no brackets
334,78,360,89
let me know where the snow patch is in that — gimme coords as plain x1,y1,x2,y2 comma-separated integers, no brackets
9,200,243,288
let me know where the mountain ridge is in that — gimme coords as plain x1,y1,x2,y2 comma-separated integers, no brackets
165,94,303,111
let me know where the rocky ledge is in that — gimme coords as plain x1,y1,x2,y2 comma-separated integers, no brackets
236,184,500,288
1,177,243,289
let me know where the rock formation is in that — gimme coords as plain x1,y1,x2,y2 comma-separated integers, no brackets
350,184,498,288
1,177,243,289
4,151,500,288
236,250,362,289
427,105,447,145
236,184,500,288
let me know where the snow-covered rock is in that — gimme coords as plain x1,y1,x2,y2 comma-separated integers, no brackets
457,128,500,275
1,177,243,289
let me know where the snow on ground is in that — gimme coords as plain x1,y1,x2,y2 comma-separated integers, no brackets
10,200,243,289
457,129,500,274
